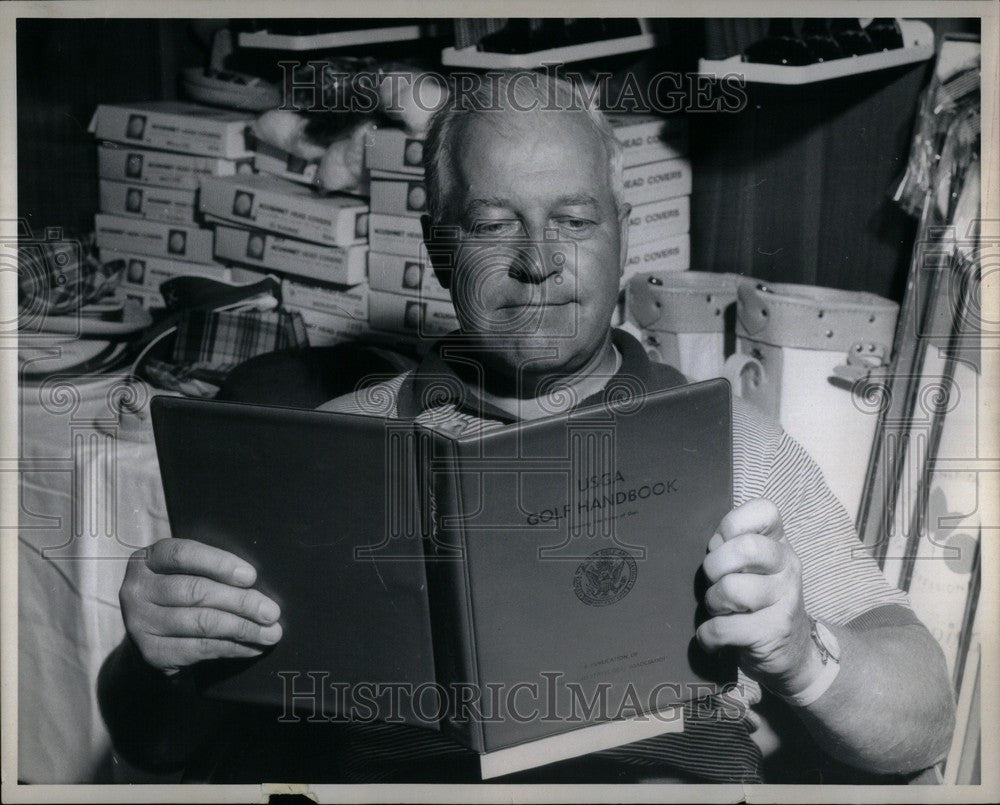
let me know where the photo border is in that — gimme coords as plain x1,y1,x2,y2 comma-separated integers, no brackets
0,1,996,803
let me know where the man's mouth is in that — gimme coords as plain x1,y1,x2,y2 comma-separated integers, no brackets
497,299,576,310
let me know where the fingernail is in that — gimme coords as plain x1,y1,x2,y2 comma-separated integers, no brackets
708,533,724,551
261,623,283,644
233,566,255,585
260,599,281,623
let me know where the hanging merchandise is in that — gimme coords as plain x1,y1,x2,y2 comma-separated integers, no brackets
892,43,980,217
878,109,981,589
625,271,739,382
854,35,981,784
723,281,898,521
859,35,981,569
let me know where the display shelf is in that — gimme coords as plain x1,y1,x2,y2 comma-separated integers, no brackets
238,24,422,51
442,31,655,69
697,19,934,85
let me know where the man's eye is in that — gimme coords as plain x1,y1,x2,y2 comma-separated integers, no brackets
558,218,595,233
472,220,522,237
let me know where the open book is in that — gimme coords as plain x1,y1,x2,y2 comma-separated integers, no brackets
151,378,734,778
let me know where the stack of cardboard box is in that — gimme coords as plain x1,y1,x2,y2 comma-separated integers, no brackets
91,107,688,345
198,172,372,348
90,101,256,309
610,113,691,285
366,128,460,340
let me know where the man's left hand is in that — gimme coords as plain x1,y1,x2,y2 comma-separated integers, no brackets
696,498,821,698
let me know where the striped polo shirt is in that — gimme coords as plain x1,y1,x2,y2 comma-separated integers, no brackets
318,328,916,783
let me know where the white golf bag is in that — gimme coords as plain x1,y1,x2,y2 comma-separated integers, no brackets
624,271,741,382
723,280,898,520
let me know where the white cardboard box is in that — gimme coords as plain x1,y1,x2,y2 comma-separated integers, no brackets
606,113,688,167
253,140,320,186
622,158,692,208
227,266,270,284
297,307,372,346
281,277,369,322
102,248,229,293
627,195,690,245
368,251,450,301
99,179,199,226
213,223,367,286
114,285,166,310
369,213,427,259
89,101,255,158
366,128,425,176
370,176,428,217
97,143,253,190
622,233,690,284
368,289,457,336
200,174,368,247
94,213,215,264
369,169,419,180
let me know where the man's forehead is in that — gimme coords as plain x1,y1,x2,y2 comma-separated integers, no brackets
457,107,606,160
451,110,610,202
466,192,601,212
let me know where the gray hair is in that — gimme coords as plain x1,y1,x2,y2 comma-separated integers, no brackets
423,70,625,223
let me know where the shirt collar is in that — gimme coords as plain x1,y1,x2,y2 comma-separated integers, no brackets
400,328,678,422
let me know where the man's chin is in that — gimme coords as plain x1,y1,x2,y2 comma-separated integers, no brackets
472,333,599,381
460,300,581,335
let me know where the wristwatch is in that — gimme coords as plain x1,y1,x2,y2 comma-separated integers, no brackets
809,617,841,666
781,616,842,708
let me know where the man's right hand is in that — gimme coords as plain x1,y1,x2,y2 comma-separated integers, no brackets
120,538,283,675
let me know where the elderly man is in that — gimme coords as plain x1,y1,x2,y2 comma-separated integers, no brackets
101,71,954,784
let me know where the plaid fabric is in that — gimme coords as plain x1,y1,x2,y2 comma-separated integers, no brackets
18,234,123,317
171,308,309,374
142,359,224,398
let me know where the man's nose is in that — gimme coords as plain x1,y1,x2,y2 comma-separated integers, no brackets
507,240,565,284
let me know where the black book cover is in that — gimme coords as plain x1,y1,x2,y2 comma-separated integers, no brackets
418,379,735,755
152,379,735,768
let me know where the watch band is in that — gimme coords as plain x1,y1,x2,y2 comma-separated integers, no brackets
782,618,841,707
781,655,841,707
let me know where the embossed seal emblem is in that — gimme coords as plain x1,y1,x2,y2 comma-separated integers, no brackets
573,548,638,607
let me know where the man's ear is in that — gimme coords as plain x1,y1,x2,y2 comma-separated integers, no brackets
421,213,457,290
617,202,632,280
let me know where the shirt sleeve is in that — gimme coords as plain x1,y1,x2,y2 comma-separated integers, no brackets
762,428,912,625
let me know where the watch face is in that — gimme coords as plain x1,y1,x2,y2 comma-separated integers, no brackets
815,620,841,663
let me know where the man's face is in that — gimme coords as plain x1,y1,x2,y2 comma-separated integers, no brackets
432,110,628,384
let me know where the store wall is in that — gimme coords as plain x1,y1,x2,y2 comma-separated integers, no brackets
16,19,207,236
690,61,931,302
